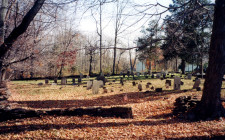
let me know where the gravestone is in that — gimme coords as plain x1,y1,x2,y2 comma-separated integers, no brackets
54,78,57,84
187,74,192,80
151,74,154,78
61,78,67,85
127,71,130,77
137,72,140,77
156,73,161,79
92,80,99,94
87,81,93,90
80,73,83,79
132,81,136,86
120,78,124,86
165,80,172,86
86,75,90,79
45,79,49,84
174,77,181,90
193,79,201,89
78,78,82,85
72,78,76,85
138,83,142,91
163,73,166,79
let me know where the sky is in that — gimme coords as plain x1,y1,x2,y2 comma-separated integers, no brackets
74,0,173,47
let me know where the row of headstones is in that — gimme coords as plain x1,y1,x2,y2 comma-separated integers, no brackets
131,76,200,91
43,77,84,85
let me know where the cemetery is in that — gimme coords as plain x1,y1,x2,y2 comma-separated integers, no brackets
0,72,224,139
1,0,225,139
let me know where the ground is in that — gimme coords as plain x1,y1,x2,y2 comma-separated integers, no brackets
0,76,225,139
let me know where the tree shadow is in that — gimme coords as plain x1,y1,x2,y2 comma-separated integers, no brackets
0,117,188,135
9,90,190,109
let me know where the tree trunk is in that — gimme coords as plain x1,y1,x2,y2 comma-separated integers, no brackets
89,54,93,76
193,0,225,120
181,59,185,74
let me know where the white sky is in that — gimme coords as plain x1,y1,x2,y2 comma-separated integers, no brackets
74,0,173,47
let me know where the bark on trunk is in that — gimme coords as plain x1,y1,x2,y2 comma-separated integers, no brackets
181,59,185,74
193,0,225,120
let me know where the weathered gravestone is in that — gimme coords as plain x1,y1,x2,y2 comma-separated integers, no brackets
187,74,192,80
87,81,93,90
193,79,201,89
61,78,67,85
45,79,49,84
174,77,181,90
98,80,104,88
92,80,100,94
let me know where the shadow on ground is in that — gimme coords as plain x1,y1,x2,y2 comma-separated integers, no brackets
10,90,192,109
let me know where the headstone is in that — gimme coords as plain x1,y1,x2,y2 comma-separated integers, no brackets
193,79,201,89
86,75,90,79
165,80,172,86
78,78,82,84
156,73,161,78
174,77,181,90
87,81,93,90
120,78,124,86
61,78,67,85
54,78,57,84
151,74,154,78
127,71,130,77
187,74,192,80
92,80,99,94
137,72,140,77
80,73,83,79
107,73,110,77
45,79,49,84
132,81,136,86
163,73,166,79
138,84,142,91
72,78,76,85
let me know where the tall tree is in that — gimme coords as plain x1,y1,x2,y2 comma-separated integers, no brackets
192,0,225,120
0,0,45,82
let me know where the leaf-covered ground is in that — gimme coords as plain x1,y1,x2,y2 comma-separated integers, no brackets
0,78,225,139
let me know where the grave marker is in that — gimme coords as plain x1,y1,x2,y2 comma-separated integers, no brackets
61,78,67,85
193,79,201,89
87,81,93,90
174,77,181,90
